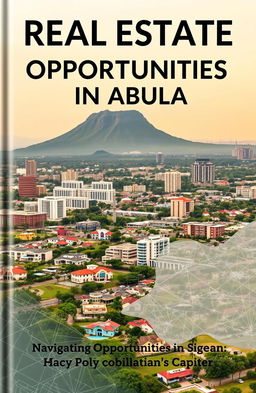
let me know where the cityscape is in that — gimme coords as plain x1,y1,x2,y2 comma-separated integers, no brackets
2,145,256,393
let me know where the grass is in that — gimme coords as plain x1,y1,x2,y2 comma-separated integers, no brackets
136,353,195,376
104,272,126,289
183,335,253,354
34,284,71,300
217,379,256,393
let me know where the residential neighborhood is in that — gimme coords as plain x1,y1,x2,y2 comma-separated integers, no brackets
1,152,256,393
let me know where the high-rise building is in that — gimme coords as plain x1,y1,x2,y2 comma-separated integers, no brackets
170,197,194,219
38,197,66,220
156,152,164,164
61,169,78,181
192,159,215,184
137,235,169,266
18,176,37,197
232,147,254,160
25,160,37,177
164,171,181,193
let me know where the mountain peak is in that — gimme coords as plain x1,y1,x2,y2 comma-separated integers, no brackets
14,109,234,156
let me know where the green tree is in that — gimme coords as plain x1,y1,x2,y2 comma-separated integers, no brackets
111,231,122,242
112,296,123,311
57,303,77,318
249,383,256,393
82,282,104,294
128,326,145,337
113,369,146,393
143,375,163,393
106,259,124,269
104,311,127,325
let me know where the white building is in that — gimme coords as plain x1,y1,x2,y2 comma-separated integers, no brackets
71,265,113,283
9,247,53,262
38,197,66,220
137,235,170,266
164,171,181,193
53,180,115,208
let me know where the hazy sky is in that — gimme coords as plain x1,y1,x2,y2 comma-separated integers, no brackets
11,0,256,148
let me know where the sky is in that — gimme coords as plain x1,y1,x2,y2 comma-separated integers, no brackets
11,0,256,148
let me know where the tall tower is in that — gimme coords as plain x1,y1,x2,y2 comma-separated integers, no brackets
156,152,164,165
192,159,215,184
25,160,37,177
164,171,181,193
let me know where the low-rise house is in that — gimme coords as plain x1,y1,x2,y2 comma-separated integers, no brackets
54,253,90,265
81,303,107,318
71,265,113,284
64,237,80,245
85,320,120,337
157,368,194,386
9,247,53,262
16,233,35,241
122,297,138,308
137,335,171,353
127,319,154,334
75,294,90,304
0,266,27,281
102,243,137,265
90,229,113,240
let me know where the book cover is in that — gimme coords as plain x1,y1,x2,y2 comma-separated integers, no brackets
1,1,256,393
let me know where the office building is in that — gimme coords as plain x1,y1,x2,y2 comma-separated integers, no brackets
183,222,226,239
192,159,215,184
18,176,37,197
156,152,164,164
53,180,115,206
76,220,101,231
170,197,194,219
137,235,169,266
123,184,146,193
235,186,251,198
0,210,46,228
38,197,66,220
232,147,254,160
61,169,78,181
250,186,256,198
102,243,137,265
164,171,181,193
25,160,37,177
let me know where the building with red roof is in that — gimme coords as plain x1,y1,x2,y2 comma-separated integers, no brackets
127,319,154,334
71,264,113,283
85,320,120,337
157,368,194,385
121,297,138,308
0,266,27,281
90,229,113,240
